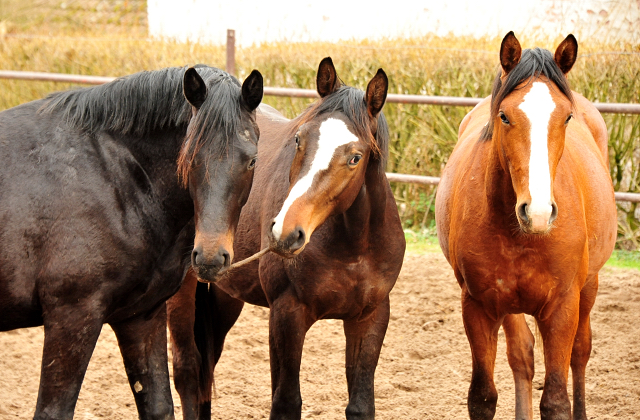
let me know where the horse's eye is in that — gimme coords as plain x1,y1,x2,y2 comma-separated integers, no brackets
499,112,510,125
348,155,362,167
294,134,300,147
248,157,257,170
565,113,573,124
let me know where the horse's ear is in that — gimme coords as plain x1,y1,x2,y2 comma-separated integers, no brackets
500,31,522,75
241,69,264,112
183,67,207,109
316,57,342,98
554,34,578,75
365,68,388,119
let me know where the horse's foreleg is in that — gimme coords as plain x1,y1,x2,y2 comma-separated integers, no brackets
502,313,534,420
461,291,502,420
570,276,598,420
35,306,103,420
342,295,390,420
536,291,580,420
167,271,201,420
268,293,311,420
168,271,245,420
111,303,174,420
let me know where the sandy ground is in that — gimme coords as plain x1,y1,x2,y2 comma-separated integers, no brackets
1,251,639,419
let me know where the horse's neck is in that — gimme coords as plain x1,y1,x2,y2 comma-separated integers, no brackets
120,128,193,222
119,128,185,177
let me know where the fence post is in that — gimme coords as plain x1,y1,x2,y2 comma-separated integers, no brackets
226,29,236,77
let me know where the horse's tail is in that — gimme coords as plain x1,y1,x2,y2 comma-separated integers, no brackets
194,281,217,403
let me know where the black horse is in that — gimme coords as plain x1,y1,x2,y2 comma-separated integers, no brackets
0,65,263,419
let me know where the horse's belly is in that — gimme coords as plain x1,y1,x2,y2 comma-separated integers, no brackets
0,274,42,330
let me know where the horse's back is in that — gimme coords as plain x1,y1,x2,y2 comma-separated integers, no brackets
571,91,609,165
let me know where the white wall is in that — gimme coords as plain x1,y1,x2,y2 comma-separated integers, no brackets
148,0,640,46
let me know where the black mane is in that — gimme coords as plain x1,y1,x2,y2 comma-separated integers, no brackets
42,66,190,137
40,65,246,181
299,86,390,168
480,47,574,140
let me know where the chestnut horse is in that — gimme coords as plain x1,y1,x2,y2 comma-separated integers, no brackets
168,57,405,419
435,33,617,420
0,65,262,419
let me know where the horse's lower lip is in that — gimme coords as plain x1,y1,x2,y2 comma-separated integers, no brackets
193,264,224,282
519,222,552,235
270,242,305,258
195,275,218,284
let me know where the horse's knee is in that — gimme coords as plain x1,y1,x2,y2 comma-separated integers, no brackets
540,373,570,420
345,402,375,420
198,401,212,420
271,393,302,419
468,373,498,420
173,363,199,394
142,400,174,420
570,334,592,369
172,349,200,390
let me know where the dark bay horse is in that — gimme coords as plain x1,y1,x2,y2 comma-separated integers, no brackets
435,33,617,420
0,65,263,419
168,57,406,419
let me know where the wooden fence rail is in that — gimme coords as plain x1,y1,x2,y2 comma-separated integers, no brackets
1,69,639,203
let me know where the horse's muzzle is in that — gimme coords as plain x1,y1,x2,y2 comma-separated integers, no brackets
191,246,230,282
516,201,558,234
268,223,306,258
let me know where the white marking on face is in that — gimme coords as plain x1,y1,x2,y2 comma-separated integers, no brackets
518,82,556,224
272,118,357,240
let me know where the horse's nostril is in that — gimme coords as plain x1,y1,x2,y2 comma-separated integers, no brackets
191,248,200,267
290,227,306,251
221,250,231,268
517,203,529,224
549,203,558,224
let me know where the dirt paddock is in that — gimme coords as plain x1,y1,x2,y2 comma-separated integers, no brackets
1,251,639,419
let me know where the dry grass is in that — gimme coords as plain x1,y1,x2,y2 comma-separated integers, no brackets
1,0,639,247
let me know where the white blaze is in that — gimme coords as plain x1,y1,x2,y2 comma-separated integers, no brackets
272,118,357,240
518,82,556,224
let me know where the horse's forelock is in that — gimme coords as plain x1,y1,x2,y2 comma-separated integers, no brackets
481,47,574,141
177,73,246,187
301,86,389,164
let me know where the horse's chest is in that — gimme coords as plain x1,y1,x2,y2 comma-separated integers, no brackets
455,237,569,315
291,257,394,319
